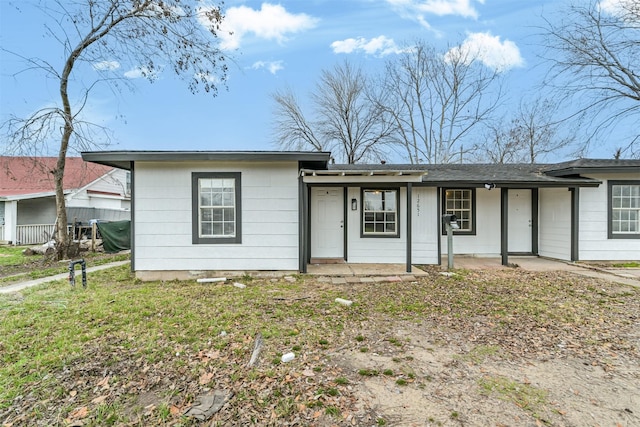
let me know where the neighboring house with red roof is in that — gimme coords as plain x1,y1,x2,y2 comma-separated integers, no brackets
0,157,130,244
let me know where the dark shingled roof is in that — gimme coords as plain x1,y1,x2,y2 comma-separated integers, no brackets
542,158,640,176
329,163,602,187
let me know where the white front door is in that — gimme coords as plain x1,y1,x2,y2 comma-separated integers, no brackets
311,188,344,258
508,189,532,253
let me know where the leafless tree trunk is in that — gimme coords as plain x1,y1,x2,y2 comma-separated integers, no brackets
542,0,639,158
378,40,503,164
272,60,394,163
3,0,229,259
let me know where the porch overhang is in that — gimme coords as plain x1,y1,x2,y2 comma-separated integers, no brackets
301,169,427,184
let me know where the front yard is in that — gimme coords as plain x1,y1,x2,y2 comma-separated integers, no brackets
0,265,638,426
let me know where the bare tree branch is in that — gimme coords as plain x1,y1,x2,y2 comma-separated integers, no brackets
541,0,639,156
271,60,394,163
378,40,503,164
2,0,229,258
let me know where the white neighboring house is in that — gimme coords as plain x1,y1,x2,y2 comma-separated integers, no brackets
0,157,130,245
81,151,639,280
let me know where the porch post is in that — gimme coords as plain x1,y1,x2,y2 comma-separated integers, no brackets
501,188,509,266
298,176,308,273
4,200,18,244
570,187,580,262
406,183,412,273
531,188,539,255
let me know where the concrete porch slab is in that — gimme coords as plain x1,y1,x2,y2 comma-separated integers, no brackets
306,263,428,277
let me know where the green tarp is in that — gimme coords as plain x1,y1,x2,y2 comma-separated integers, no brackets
97,220,131,253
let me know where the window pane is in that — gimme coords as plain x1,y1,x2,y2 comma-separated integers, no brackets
212,209,223,221
224,223,235,235
386,223,395,233
202,209,213,221
364,223,374,232
385,191,396,209
223,208,234,221
201,222,212,236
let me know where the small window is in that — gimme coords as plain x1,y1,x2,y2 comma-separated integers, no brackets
608,180,640,239
442,188,475,235
192,172,241,244
362,189,399,237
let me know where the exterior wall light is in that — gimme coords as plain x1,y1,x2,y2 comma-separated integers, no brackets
351,198,358,210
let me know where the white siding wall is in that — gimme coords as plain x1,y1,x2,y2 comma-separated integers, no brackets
441,188,501,256
539,188,571,260
579,173,640,261
346,187,408,263
412,187,439,263
17,198,57,225
134,161,300,271
67,169,130,210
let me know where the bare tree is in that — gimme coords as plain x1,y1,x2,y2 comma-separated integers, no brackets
2,0,228,258
378,40,503,164
542,0,639,157
272,60,395,164
474,98,577,163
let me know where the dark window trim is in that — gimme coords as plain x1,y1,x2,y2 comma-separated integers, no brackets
192,172,242,244
441,187,476,236
360,187,401,238
608,180,640,240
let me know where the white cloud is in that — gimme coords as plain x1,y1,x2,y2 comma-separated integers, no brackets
599,0,634,17
195,72,220,83
124,66,156,79
251,60,284,74
386,0,483,28
92,61,120,71
445,32,524,72
331,36,403,56
211,3,318,51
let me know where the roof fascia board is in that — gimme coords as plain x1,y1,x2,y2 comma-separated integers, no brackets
82,151,331,170
417,180,601,188
0,190,69,201
303,175,425,184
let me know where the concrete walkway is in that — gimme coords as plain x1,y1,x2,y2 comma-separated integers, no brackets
307,256,640,287
2,258,637,292
0,261,130,294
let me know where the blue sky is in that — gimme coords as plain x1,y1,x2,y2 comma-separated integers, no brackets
0,0,634,160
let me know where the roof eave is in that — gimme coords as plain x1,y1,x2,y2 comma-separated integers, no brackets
82,151,332,170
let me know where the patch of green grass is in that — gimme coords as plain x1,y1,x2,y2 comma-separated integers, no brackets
382,369,394,376
0,252,130,286
358,368,379,377
455,345,501,365
360,347,369,353
355,334,365,342
0,246,28,266
325,406,340,417
395,378,407,386
334,377,349,385
612,261,640,268
479,375,549,418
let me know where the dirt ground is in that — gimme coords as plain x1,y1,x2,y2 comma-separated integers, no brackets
330,320,639,426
